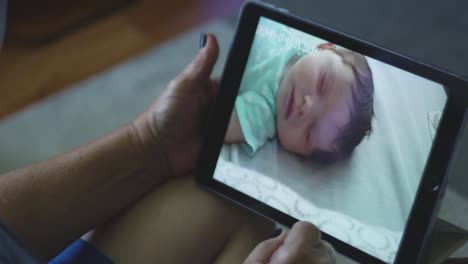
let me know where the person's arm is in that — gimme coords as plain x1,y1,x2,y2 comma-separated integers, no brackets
0,124,167,259
0,33,220,260
225,109,245,143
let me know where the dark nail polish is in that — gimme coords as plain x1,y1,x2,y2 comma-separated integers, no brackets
269,227,282,239
199,32,207,49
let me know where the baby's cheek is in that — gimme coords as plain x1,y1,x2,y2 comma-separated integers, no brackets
317,122,341,152
276,123,305,154
276,123,291,148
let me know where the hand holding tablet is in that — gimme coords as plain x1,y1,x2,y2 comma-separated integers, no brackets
132,32,220,179
244,222,335,264
196,1,468,263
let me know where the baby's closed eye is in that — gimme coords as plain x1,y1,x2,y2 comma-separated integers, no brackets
318,74,326,96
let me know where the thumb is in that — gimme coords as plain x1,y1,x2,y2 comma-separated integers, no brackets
244,231,287,264
180,33,219,81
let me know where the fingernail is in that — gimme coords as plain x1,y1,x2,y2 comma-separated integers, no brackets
269,227,282,239
199,32,207,49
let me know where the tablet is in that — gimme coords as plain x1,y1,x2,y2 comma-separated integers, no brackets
196,2,468,263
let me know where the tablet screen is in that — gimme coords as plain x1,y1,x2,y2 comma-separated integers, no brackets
213,17,447,263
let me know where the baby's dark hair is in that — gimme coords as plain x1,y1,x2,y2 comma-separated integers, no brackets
325,48,375,161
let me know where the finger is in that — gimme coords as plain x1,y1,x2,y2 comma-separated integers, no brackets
284,221,321,247
211,77,221,85
198,78,220,116
208,77,221,101
181,33,219,81
319,240,337,264
199,77,220,113
243,231,287,263
199,77,220,140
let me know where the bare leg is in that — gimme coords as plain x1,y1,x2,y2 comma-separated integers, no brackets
86,176,275,263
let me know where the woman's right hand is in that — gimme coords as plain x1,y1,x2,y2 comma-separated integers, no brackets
243,221,335,264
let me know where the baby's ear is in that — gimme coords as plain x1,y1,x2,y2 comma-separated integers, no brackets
317,42,336,50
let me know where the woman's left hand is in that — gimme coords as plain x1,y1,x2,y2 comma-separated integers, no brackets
131,33,219,179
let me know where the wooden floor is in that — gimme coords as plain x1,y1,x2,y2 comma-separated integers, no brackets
0,0,243,120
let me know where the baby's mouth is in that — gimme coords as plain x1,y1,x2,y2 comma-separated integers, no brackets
285,85,295,120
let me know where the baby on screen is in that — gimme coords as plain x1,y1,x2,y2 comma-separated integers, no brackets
224,20,375,161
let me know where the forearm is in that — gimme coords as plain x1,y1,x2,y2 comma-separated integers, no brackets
0,123,169,259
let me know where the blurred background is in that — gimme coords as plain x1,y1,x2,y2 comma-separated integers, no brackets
0,0,467,120
0,0,243,119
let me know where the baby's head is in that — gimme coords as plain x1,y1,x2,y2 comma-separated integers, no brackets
276,43,374,161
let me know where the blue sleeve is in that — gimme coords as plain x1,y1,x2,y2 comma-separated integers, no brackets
49,239,113,264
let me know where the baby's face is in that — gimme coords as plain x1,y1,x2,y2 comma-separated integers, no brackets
276,48,355,156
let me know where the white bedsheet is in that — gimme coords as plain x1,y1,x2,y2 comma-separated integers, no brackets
215,56,446,262
214,158,401,262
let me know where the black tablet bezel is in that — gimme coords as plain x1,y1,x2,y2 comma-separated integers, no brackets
195,2,468,263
